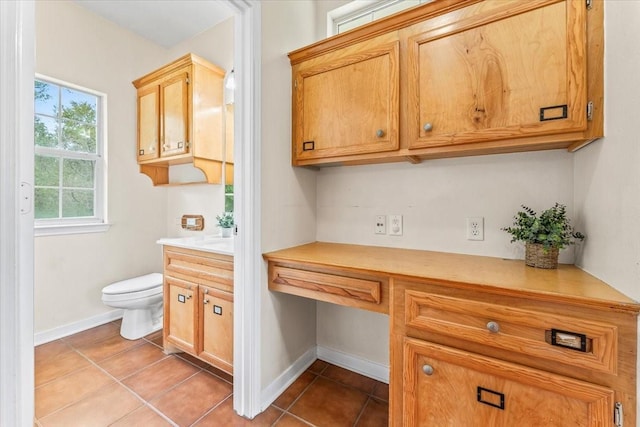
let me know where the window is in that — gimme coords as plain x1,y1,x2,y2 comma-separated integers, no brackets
327,0,433,36
225,185,234,213
34,76,109,236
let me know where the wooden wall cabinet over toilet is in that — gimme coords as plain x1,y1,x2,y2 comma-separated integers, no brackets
163,246,234,375
289,0,603,167
133,53,226,185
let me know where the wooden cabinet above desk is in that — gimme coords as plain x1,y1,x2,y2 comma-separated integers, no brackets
263,242,639,426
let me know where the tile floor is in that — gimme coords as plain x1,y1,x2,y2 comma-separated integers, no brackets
35,320,389,426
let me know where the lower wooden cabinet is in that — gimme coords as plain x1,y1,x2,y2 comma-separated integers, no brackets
403,338,613,426
162,246,233,375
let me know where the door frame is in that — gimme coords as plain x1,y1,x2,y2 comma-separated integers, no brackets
0,0,263,423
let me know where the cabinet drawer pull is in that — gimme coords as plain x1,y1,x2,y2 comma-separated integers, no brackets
486,321,500,333
422,364,434,376
376,129,384,138
186,294,192,300
423,122,433,132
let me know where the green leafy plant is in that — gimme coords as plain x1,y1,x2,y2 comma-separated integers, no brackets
216,212,234,228
502,203,585,250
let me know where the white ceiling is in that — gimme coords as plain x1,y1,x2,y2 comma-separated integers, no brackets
75,0,234,48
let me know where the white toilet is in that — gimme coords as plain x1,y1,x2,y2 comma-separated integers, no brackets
101,273,164,340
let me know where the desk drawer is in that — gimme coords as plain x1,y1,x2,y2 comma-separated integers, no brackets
269,264,387,313
405,290,617,374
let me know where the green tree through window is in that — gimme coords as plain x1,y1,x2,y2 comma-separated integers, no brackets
34,78,104,223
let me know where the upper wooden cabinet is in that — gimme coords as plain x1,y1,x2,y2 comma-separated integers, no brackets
291,33,400,164
288,0,603,167
133,54,226,185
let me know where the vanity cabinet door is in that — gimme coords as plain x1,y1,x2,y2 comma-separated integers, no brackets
292,33,399,165
403,338,613,427
198,285,233,374
164,277,197,354
405,0,588,150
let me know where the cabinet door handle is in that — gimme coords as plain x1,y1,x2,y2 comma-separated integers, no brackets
422,364,434,376
186,293,192,300
486,321,500,333
423,122,433,132
203,299,209,304
376,129,384,138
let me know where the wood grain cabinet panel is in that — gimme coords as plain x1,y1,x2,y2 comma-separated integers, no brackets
291,34,400,165
403,338,614,427
288,0,603,166
405,0,588,149
404,290,617,374
162,245,234,375
133,53,226,185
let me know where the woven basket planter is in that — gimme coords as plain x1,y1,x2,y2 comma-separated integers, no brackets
525,243,559,269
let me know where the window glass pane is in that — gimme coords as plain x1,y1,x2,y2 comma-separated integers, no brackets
63,159,95,188
373,0,420,19
61,88,97,125
61,120,97,152
34,81,59,116
338,15,372,33
225,195,234,213
34,115,59,148
62,189,94,217
34,188,59,219
35,155,60,186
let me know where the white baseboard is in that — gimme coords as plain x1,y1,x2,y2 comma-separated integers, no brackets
317,345,389,384
34,309,123,346
260,346,317,411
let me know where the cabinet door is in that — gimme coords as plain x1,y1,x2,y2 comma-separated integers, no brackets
406,0,588,149
164,277,197,353
403,338,613,426
293,35,399,164
198,286,233,374
137,85,159,162
160,71,190,157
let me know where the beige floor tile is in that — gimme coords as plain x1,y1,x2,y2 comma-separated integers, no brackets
110,405,173,427
35,365,114,419
355,397,389,427
62,322,120,348
272,371,316,410
35,340,73,365
194,397,282,426
97,342,167,380
39,383,142,427
289,377,368,427
122,355,199,401
322,364,378,395
75,333,143,362
35,350,90,387
150,371,232,426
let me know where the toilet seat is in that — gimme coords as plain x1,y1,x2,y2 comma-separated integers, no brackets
102,273,163,295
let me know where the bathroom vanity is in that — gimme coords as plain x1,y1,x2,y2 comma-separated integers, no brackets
157,236,234,375
264,242,639,426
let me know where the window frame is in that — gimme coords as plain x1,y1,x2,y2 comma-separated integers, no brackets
34,74,110,236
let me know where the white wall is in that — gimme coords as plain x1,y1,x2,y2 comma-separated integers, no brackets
34,1,168,334
573,1,640,407
165,18,234,238
260,0,320,390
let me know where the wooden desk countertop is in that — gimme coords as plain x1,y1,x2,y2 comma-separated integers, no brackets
263,242,640,313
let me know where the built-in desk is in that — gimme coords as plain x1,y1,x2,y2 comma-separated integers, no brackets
263,242,640,426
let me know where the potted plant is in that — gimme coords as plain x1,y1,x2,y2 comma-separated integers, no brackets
502,203,585,269
216,212,234,238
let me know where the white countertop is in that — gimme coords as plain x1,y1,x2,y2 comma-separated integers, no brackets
157,235,234,256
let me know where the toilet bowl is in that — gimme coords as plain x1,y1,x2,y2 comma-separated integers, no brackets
101,273,164,340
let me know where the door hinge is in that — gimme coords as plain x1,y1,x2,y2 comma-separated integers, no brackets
586,101,594,121
614,402,623,427
586,0,593,9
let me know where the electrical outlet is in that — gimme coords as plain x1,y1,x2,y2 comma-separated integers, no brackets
389,215,403,236
466,217,484,241
375,215,386,234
